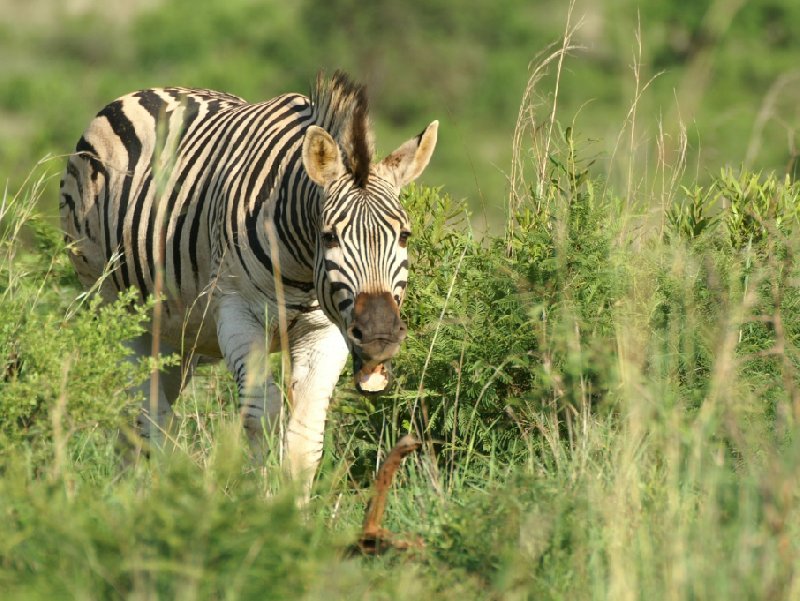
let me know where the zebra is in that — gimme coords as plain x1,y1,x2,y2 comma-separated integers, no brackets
60,71,438,494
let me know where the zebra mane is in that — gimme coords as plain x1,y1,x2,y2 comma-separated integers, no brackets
310,70,374,188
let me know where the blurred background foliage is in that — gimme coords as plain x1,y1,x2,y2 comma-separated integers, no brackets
1,0,799,228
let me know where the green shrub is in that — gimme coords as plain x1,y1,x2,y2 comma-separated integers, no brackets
0,174,152,464
4,120,800,598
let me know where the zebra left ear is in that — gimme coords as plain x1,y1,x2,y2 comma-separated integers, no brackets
303,125,346,187
377,120,439,188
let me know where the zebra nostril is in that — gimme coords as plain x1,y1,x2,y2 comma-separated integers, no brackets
351,327,363,341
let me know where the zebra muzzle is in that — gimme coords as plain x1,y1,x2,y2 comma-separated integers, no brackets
348,292,406,394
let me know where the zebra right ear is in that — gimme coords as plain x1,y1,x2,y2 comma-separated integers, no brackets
376,120,438,188
303,125,346,187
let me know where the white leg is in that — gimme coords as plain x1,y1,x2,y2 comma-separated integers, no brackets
284,314,349,498
215,294,281,450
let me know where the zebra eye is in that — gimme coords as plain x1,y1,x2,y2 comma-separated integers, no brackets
399,231,411,248
321,231,339,249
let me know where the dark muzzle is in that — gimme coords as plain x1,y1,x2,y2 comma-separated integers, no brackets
348,291,407,394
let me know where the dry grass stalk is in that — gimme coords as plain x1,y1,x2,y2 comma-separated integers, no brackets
506,1,583,253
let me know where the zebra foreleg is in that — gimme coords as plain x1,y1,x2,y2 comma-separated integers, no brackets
285,315,349,498
215,295,282,457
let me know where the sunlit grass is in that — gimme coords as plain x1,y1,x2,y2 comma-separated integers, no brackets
3,10,800,597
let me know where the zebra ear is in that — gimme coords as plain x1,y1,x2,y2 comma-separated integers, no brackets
303,125,346,187
377,120,439,187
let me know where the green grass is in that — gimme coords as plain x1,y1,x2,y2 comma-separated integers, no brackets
3,134,800,599
3,0,800,223
4,5,800,596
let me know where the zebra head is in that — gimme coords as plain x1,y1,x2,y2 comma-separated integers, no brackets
302,119,438,393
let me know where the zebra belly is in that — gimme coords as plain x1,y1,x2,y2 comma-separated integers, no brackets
157,301,222,359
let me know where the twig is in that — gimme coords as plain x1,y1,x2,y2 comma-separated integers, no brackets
350,434,422,556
